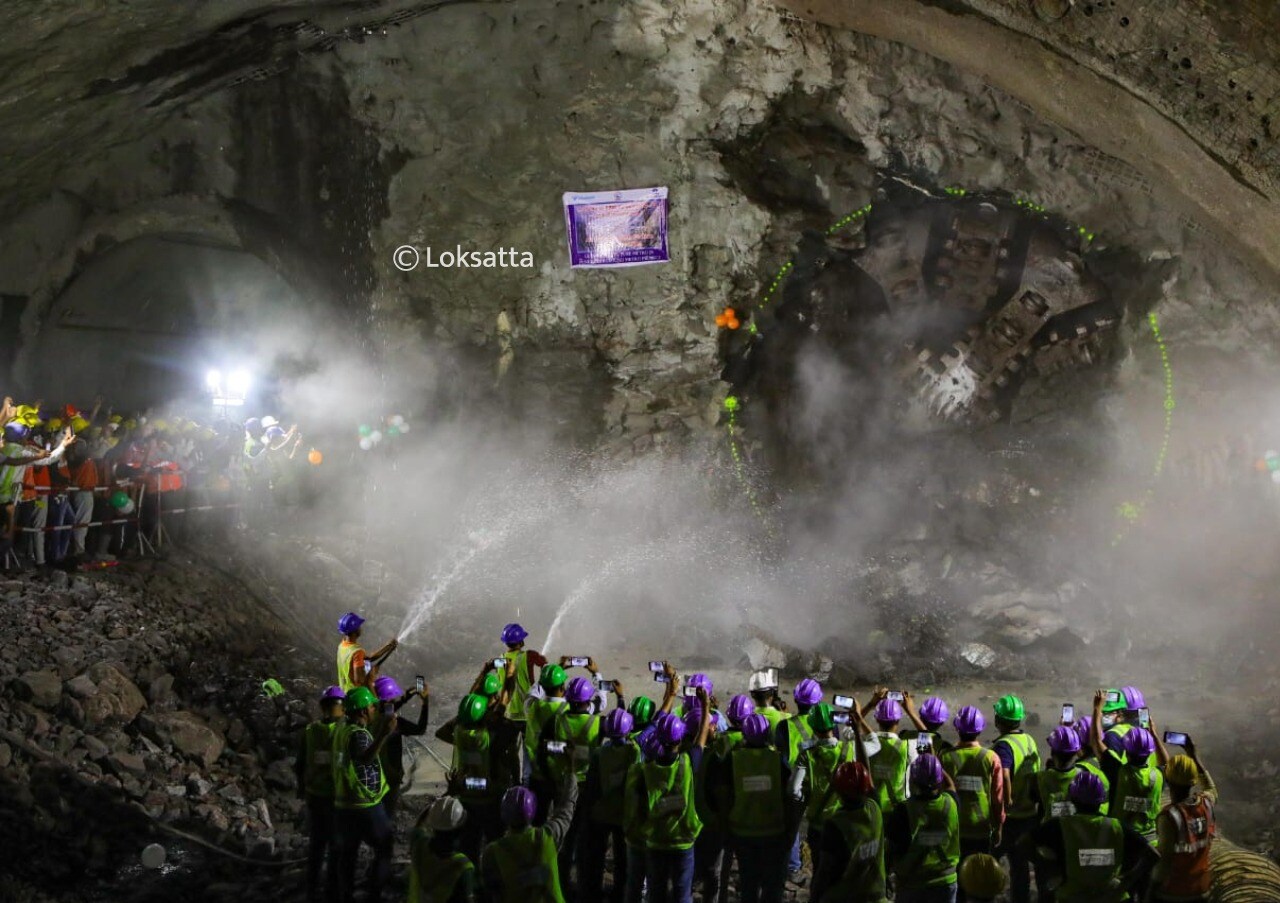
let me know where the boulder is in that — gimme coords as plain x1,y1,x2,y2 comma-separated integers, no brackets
65,674,97,699
14,669,62,708
264,758,296,791
147,673,176,707
153,712,225,768
107,751,147,776
79,663,146,728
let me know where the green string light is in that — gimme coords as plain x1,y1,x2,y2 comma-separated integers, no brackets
1111,312,1175,547
723,396,772,533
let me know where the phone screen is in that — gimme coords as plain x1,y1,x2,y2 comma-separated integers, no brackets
597,678,616,691
832,713,850,724
415,675,425,692
492,657,505,669
1106,690,1121,704
547,741,567,754
1163,731,1189,746
570,656,589,668
683,685,698,697
648,661,664,673
887,691,904,702
916,735,932,751
653,673,670,683
1138,707,1151,728
1061,704,1075,724
464,776,487,790
833,694,854,709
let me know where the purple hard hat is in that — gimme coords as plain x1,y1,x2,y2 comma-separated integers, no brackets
1120,686,1146,711
1069,771,1108,807
500,785,537,827
337,612,365,635
321,685,346,701
910,753,945,790
874,699,903,724
687,673,713,695
727,694,755,726
1124,726,1156,759
919,697,950,726
656,712,687,746
373,676,403,702
1048,726,1082,755
243,417,261,433
603,708,634,740
953,705,986,736
264,425,285,441
1073,715,1092,746
3,422,29,441
640,728,664,761
793,679,823,707
682,709,703,739
500,623,527,645
565,676,594,705
742,713,771,746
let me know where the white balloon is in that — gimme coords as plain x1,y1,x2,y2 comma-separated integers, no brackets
390,414,405,427
359,437,374,451
141,843,166,869
398,422,411,432
370,430,383,444
1271,470,1280,484
1267,450,1278,459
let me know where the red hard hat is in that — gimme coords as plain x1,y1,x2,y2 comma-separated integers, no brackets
832,761,873,800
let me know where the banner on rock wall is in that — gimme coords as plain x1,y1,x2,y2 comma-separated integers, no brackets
562,187,670,268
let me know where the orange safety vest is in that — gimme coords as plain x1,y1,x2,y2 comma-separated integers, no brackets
1157,794,1215,898
21,466,50,503
142,461,184,493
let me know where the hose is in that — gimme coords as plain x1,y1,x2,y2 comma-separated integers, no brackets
1209,837,1280,903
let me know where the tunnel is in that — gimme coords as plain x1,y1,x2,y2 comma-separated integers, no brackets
2,1,1280,901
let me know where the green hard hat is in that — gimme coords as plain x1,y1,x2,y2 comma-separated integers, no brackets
1102,689,1127,714
458,693,488,726
993,694,1025,722
481,671,502,697
539,664,567,691
346,686,377,710
808,702,836,734
628,695,656,727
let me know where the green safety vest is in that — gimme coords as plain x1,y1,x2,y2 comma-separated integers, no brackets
759,706,789,732
524,697,568,772
1113,761,1163,842
784,714,816,767
997,732,1042,820
503,650,533,722
821,801,887,903
709,729,745,761
484,826,564,903
547,711,600,785
0,443,25,500
1036,765,1083,823
302,720,339,797
408,831,474,903
940,746,994,840
336,641,363,693
453,723,495,803
590,740,641,827
870,734,909,815
1104,722,1156,768
1079,760,1112,815
802,739,856,827
1057,813,1126,903
332,721,387,809
728,746,786,839
894,793,960,890
630,753,703,851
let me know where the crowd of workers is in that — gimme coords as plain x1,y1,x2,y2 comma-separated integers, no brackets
303,615,1220,903
0,395,307,570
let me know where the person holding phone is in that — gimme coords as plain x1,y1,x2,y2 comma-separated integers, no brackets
332,685,397,903
1150,739,1217,902
579,706,640,903
497,622,547,736
903,694,954,756
991,695,1041,903
523,664,570,808
370,675,430,815
940,707,1006,867
865,691,912,821
794,699,867,881
436,690,506,863
543,673,605,896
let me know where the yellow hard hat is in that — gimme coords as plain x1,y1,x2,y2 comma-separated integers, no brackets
1166,755,1199,787
109,414,123,424
123,419,137,430
959,854,1008,898
16,405,41,427
153,419,169,431
47,417,63,430
70,416,90,432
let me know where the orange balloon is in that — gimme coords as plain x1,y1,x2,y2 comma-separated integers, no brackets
715,314,728,327
727,318,740,330
1256,458,1269,472
724,307,736,317
308,449,324,465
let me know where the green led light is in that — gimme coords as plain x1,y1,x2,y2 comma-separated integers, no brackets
1111,312,1175,547
723,395,740,413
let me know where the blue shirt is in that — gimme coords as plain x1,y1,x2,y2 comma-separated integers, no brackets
348,726,383,796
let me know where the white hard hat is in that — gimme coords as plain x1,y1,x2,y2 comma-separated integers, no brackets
426,796,468,832
748,669,778,692
260,416,279,429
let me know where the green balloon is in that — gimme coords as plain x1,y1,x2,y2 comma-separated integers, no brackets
357,424,372,437
387,426,400,437
109,490,129,509
1268,459,1280,473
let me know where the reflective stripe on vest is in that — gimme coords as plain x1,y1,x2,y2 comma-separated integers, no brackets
504,650,532,722
870,734,909,814
336,641,362,693
637,753,703,850
825,801,887,902
486,826,564,903
524,697,568,770
1058,814,1126,903
728,746,786,839
303,720,339,797
785,715,815,767
998,732,1041,820
1113,762,1164,841
803,740,856,826
332,722,387,809
1036,765,1082,822
453,724,494,802
941,746,994,839
896,793,960,890
1159,794,1215,898
548,711,600,785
